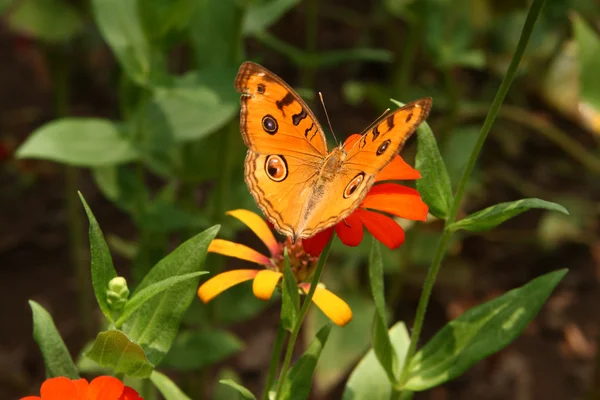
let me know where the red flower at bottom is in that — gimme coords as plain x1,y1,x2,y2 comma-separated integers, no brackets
303,134,429,256
21,376,142,400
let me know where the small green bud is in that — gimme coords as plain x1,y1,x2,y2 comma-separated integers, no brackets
106,276,130,311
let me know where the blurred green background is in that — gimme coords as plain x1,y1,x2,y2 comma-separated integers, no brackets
1,0,599,399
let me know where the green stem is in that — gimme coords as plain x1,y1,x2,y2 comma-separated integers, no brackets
301,0,318,89
262,324,287,400
399,0,548,387
50,45,94,336
274,235,335,398
393,19,420,95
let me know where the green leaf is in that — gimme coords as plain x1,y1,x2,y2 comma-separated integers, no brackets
449,198,569,233
343,322,410,400
29,301,79,379
122,226,220,365
17,118,138,167
189,0,241,69
92,165,148,214
573,13,600,111
8,0,83,42
85,330,154,378
116,272,208,325
138,0,196,41
368,240,398,383
404,269,568,391
162,329,243,370
413,115,453,219
91,0,152,84
281,250,300,331
151,370,192,400
147,70,239,142
279,324,332,400
218,380,257,400
243,0,301,35
311,292,376,394
79,193,118,323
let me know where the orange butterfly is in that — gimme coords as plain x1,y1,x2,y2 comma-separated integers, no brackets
235,61,431,241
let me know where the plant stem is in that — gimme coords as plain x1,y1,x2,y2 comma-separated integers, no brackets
262,324,287,400
398,0,548,387
301,0,318,89
50,45,94,336
274,235,335,398
393,19,420,95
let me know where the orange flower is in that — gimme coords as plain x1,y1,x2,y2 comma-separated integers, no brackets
21,376,142,400
198,210,352,327
303,134,428,256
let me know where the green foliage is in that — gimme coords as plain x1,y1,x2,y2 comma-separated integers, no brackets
413,118,454,219
8,0,83,42
150,370,193,400
279,324,332,400
29,301,79,379
162,329,243,370
17,119,138,167
218,380,257,400
449,198,569,233
343,322,410,400
368,241,398,384
85,330,154,378
573,13,600,110
123,226,219,365
404,269,567,391
281,250,300,331
79,193,119,323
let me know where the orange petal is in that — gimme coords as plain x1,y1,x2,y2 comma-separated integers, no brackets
39,377,80,400
20,397,41,400
226,209,279,256
72,379,88,399
300,284,353,327
357,209,406,249
87,376,124,400
362,184,428,221
119,386,142,400
343,133,361,150
208,239,272,266
253,270,283,300
302,227,334,256
198,269,259,303
335,212,364,247
376,156,421,182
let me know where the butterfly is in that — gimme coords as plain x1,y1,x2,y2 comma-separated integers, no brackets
235,61,431,241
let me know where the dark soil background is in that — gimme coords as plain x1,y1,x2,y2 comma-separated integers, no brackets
2,2,600,400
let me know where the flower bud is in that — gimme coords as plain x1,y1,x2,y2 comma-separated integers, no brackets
106,276,129,311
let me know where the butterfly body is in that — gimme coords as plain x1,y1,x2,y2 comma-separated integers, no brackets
236,62,431,240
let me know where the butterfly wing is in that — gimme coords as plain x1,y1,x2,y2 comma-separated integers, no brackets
294,98,432,237
235,62,328,237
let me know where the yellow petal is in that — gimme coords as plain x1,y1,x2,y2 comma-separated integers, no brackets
301,285,353,327
226,209,279,256
198,269,259,303
252,270,283,300
209,239,271,266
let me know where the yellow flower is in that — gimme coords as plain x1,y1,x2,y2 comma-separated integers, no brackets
198,210,352,327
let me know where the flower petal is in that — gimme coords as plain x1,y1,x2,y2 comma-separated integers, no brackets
198,269,259,303
342,133,361,150
39,377,79,400
226,209,279,256
119,386,142,400
209,239,272,266
72,379,88,399
253,270,283,300
335,212,364,247
87,376,124,400
357,209,406,249
300,284,353,327
362,184,428,221
302,227,334,256
20,397,40,400
376,156,421,182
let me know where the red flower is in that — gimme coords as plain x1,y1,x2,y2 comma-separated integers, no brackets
303,134,428,256
21,376,142,400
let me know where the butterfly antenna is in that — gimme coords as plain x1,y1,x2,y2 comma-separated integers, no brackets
319,92,339,145
347,108,392,153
